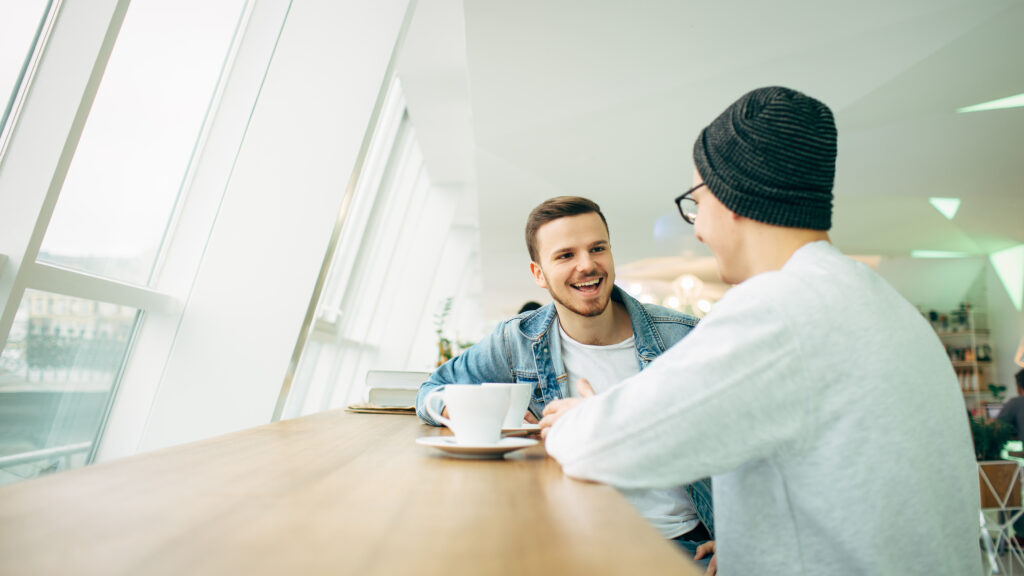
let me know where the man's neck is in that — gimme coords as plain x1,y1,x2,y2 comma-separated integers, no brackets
555,299,633,346
736,225,831,283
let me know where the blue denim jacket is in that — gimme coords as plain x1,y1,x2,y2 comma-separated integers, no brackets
416,285,715,537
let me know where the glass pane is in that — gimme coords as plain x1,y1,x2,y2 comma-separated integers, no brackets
0,0,50,138
0,290,139,486
38,0,247,285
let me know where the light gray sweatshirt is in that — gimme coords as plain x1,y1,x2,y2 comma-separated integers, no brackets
546,241,979,575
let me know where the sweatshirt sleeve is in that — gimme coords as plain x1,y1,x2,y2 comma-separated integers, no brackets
545,280,811,489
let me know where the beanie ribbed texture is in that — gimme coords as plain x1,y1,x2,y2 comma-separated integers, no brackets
693,86,837,230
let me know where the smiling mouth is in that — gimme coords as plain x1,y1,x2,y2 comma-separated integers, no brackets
571,277,603,295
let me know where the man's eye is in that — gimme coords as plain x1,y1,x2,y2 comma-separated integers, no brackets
592,246,606,253
556,253,572,260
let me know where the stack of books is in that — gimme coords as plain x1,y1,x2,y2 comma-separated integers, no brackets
346,370,431,415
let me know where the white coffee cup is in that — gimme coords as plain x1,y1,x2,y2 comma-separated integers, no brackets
424,385,510,444
482,383,533,428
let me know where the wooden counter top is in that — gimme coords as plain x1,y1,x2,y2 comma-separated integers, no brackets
0,410,700,575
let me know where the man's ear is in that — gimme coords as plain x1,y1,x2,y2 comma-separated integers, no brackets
529,261,548,289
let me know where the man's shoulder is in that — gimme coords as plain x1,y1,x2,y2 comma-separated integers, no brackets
637,302,699,327
630,302,699,350
506,305,556,340
1005,396,1024,412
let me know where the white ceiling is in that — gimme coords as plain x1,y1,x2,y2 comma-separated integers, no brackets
397,0,1024,319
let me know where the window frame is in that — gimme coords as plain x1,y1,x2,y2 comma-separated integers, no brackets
0,0,58,161
0,0,292,467
2,0,413,467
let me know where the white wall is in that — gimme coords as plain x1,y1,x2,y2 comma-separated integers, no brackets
875,256,986,313
875,256,1023,400
138,0,411,450
987,263,1024,395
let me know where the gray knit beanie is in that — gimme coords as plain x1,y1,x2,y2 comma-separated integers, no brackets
692,86,837,230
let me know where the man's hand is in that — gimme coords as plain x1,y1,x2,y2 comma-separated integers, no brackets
694,541,717,576
539,378,594,439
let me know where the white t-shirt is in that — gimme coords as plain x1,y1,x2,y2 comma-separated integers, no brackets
558,322,700,539
547,242,979,575
559,324,638,398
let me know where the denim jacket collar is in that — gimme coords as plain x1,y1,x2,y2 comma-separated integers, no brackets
517,285,669,361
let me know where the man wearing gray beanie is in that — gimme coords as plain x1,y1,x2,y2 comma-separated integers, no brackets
542,87,979,575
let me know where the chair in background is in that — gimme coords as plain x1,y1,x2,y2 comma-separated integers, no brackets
980,460,1024,574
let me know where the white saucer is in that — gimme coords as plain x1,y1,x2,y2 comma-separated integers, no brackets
416,436,538,459
502,422,541,436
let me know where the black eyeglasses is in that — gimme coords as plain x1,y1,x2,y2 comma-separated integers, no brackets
674,183,705,224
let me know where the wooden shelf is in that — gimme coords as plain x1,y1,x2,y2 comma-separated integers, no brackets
929,308,997,416
937,331,989,338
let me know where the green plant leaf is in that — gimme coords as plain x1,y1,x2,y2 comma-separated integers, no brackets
971,417,1014,461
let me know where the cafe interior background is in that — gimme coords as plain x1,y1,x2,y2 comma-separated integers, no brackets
0,0,1022,485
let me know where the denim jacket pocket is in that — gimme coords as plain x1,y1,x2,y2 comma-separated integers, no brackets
686,478,715,538
512,373,541,419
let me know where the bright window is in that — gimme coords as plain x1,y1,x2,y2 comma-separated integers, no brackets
280,80,484,419
38,0,247,286
0,0,252,484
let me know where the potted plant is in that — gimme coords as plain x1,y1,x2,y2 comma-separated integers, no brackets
434,297,454,366
971,416,1020,508
989,384,1007,402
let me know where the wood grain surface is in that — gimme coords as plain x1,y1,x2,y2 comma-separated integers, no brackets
0,410,701,575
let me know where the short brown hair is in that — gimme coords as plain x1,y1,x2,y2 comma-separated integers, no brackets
525,196,608,262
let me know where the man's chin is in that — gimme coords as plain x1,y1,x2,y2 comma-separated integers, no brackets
562,297,610,318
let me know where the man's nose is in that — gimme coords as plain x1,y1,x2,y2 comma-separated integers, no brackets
577,253,597,272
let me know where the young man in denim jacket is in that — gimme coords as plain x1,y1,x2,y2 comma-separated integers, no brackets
416,196,715,567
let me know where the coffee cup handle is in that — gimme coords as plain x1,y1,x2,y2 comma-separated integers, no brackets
423,389,452,428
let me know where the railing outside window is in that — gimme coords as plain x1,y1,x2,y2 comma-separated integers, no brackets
0,0,253,484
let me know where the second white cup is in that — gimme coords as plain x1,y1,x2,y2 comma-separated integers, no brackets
482,382,533,428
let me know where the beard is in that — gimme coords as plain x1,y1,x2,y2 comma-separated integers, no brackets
546,276,611,318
